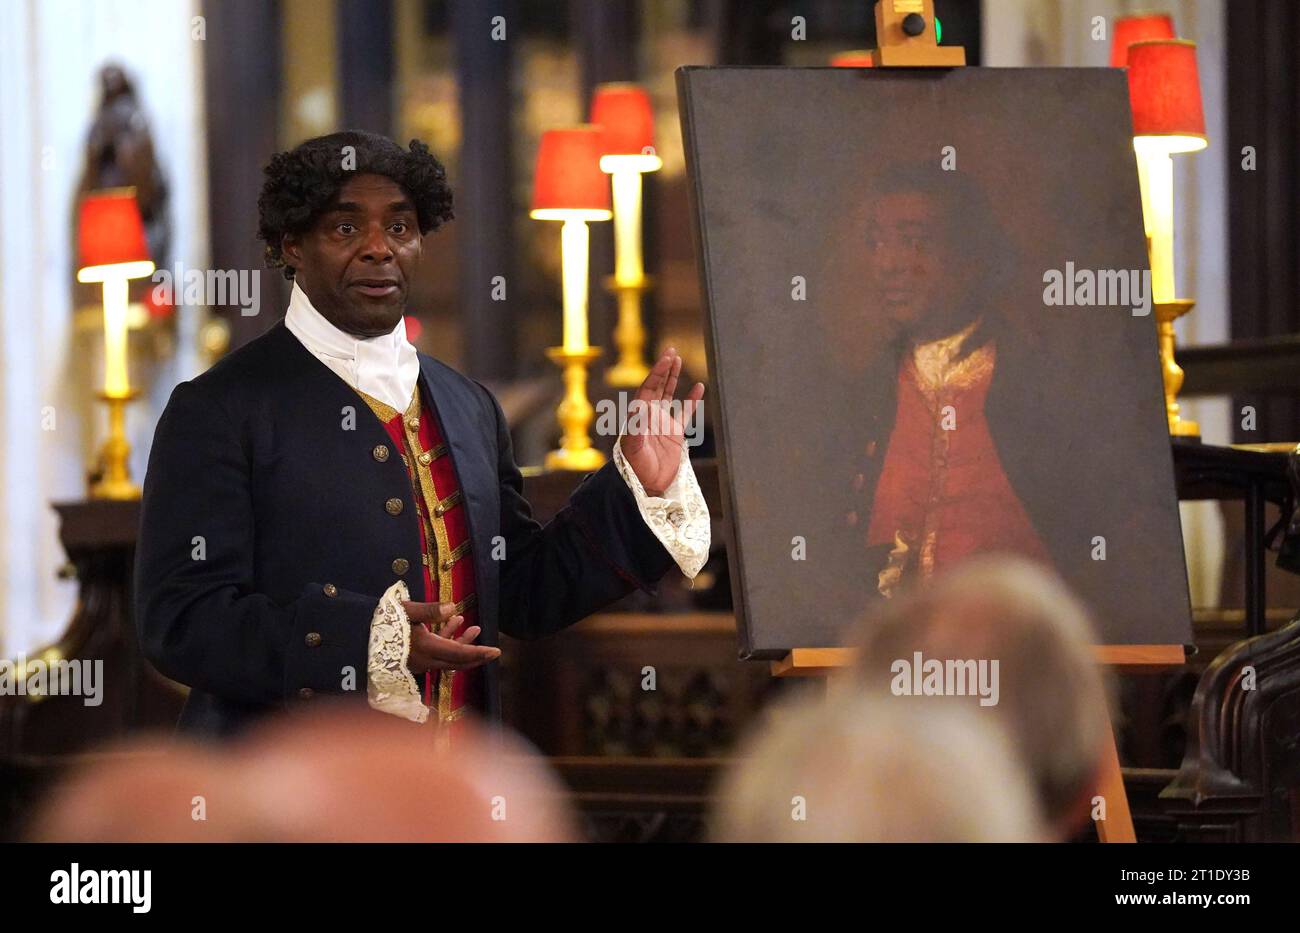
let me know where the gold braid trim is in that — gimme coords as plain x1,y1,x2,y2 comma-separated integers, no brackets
354,386,461,731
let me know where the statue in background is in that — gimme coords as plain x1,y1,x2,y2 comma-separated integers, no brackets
79,63,171,264
71,63,175,491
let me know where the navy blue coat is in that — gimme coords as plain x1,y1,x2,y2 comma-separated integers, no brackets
135,321,671,737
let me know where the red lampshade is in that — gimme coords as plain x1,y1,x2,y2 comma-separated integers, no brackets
1127,39,1206,139
589,83,656,156
1110,12,1175,67
77,188,151,269
830,49,876,68
530,126,612,220
403,314,423,343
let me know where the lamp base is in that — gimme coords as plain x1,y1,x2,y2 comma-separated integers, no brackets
544,346,606,472
1154,299,1200,440
90,390,141,500
544,445,608,472
604,362,651,389
603,275,652,389
90,475,142,500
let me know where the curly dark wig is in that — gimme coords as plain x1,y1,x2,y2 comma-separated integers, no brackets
256,130,454,279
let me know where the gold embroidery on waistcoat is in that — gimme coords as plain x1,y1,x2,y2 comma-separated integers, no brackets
354,387,465,734
886,340,997,587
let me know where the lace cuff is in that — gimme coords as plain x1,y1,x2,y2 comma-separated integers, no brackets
366,580,430,723
613,436,711,580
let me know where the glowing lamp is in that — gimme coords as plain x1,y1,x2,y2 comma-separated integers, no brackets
529,126,611,223
77,189,154,277
589,83,662,387
1127,38,1207,305
1125,38,1207,438
75,188,155,498
1110,12,1175,68
591,83,662,173
530,127,611,470
1127,38,1206,150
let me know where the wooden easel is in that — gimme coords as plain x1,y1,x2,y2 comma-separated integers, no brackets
868,0,966,68
771,645,1186,842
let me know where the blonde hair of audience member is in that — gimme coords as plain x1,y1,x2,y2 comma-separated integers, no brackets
712,692,1046,842
30,705,575,843
25,739,238,842
846,556,1112,839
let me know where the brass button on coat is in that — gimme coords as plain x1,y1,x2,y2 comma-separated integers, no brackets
392,558,410,575
405,416,420,431
323,583,338,597
385,498,404,516
298,687,315,700
305,632,322,648
434,504,447,517
372,444,390,462
418,452,432,466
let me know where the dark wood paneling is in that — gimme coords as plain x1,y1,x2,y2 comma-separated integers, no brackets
1181,335,1300,396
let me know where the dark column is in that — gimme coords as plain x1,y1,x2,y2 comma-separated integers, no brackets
1228,1,1300,441
203,0,285,349
451,0,518,381
571,0,640,367
337,0,395,136
713,0,784,66
573,0,639,104
935,0,981,64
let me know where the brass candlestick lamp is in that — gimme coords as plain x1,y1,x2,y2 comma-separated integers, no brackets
76,188,155,498
590,83,662,388
530,127,612,471
1122,33,1208,440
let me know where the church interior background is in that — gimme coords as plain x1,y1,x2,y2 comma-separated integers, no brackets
2,0,1298,843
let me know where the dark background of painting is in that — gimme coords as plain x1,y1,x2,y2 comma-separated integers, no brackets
678,66,1193,656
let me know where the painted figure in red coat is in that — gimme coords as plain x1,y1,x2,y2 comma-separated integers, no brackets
851,175,1049,597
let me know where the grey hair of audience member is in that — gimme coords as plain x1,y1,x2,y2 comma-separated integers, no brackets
846,556,1113,836
712,691,1045,842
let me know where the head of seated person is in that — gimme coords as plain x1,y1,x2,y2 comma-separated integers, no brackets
845,555,1113,840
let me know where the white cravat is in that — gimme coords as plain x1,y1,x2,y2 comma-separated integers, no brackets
284,280,420,413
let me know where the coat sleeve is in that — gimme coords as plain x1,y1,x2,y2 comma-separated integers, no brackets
134,380,376,706
490,390,673,640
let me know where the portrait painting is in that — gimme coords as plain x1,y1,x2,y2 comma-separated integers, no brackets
677,66,1193,656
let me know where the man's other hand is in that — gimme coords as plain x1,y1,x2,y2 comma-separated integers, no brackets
402,600,501,673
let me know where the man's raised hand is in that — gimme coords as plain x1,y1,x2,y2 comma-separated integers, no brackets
620,347,705,496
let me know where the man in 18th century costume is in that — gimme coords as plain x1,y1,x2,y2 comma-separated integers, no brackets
136,131,710,738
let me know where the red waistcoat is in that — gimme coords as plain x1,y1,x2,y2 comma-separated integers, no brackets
865,343,1048,591
358,387,480,741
